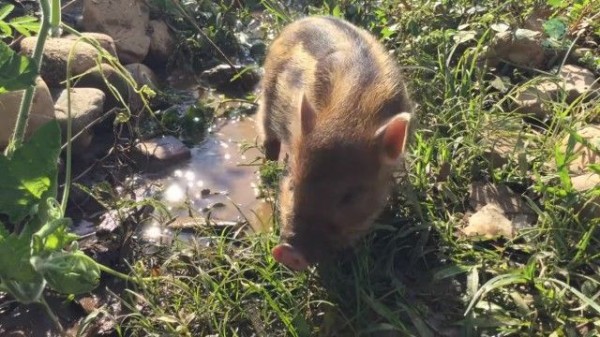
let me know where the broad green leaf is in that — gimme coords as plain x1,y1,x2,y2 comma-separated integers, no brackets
0,4,14,20
0,121,61,223
0,41,38,93
0,233,38,283
0,276,45,304
32,215,77,254
543,18,567,40
32,251,101,295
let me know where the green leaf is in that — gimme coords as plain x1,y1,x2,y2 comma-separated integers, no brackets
432,265,472,281
0,121,61,223
464,273,528,315
0,4,15,20
0,233,38,283
0,221,8,239
0,276,45,304
543,18,567,40
9,15,38,24
331,5,342,18
0,21,11,37
9,16,40,37
32,251,101,295
546,0,568,8
32,212,77,254
0,41,38,93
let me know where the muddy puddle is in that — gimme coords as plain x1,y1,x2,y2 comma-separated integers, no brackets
139,91,275,244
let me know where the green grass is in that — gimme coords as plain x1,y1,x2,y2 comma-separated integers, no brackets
115,0,600,336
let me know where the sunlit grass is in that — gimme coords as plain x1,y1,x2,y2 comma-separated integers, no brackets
117,0,600,336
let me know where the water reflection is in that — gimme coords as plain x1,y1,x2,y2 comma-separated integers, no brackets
141,115,274,243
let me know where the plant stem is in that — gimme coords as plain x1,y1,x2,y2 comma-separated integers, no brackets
60,38,76,215
97,263,156,283
50,0,61,37
40,296,64,333
4,0,51,156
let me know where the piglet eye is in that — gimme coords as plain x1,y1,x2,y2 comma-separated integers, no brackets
339,186,364,205
340,191,356,205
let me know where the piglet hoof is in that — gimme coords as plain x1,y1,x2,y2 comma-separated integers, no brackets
272,243,309,271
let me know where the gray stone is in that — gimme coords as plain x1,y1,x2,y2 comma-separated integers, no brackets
571,173,600,221
0,77,55,150
64,32,118,57
486,29,546,69
147,20,175,65
465,182,536,240
74,64,130,111
199,64,261,91
514,65,600,119
560,124,600,174
469,182,532,216
20,35,112,87
523,7,552,33
54,88,106,153
82,0,151,64
463,204,514,240
124,63,160,112
135,135,191,164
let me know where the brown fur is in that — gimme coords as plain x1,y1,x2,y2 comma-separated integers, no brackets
257,16,413,265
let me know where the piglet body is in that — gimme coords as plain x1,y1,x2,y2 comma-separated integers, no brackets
256,16,413,271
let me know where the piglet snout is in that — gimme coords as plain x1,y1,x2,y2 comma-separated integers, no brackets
272,243,309,271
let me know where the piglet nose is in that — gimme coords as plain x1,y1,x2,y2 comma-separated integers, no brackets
272,243,309,271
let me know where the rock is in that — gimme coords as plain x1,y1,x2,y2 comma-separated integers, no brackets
54,88,106,153
77,295,101,314
124,63,159,112
486,29,546,69
466,182,536,240
0,77,55,150
559,65,599,101
514,65,600,119
135,135,191,168
571,173,600,221
462,204,515,240
199,64,261,92
480,118,530,168
20,35,112,87
82,0,151,64
146,20,175,65
560,125,600,174
469,182,532,216
64,32,118,57
572,173,600,192
513,82,555,119
483,136,518,168
522,7,552,33
74,64,130,111
569,48,594,63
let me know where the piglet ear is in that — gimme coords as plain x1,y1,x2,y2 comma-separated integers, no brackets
375,113,411,164
300,93,316,136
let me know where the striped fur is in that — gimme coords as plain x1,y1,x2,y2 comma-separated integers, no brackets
257,16,413,267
